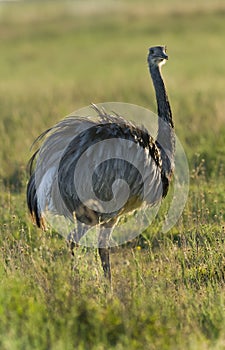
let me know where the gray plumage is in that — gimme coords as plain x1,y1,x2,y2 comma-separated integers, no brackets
27,45,175,282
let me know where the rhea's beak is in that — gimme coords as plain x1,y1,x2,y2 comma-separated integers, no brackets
164,53,169,60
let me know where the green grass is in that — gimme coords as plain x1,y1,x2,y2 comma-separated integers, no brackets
0,1,225,349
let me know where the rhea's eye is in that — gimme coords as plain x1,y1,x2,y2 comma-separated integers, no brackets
150,49,154,54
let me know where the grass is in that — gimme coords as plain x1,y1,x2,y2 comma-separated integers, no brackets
0,0,225,349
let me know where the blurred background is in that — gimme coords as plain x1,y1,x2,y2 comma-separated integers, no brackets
0,0,224,187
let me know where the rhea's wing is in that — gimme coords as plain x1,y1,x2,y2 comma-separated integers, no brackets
27,107,164,229
57,121,163,225
27,116,96,224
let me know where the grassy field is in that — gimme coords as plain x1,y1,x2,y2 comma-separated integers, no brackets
0,1,225,349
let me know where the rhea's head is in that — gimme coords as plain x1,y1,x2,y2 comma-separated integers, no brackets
148,45,168,68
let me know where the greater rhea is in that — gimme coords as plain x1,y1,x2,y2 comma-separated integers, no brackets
27,45,175,282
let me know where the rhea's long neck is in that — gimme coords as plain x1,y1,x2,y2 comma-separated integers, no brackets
149,63,175,172
150,64,173,126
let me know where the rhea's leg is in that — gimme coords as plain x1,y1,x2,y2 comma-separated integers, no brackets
67,200,102,255
98,221,117,282
67,220,88,256
98,246,111,281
